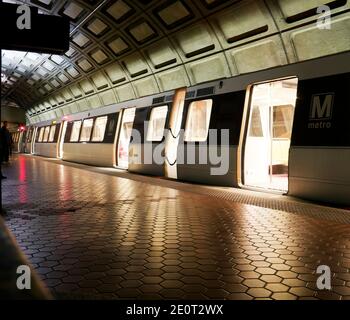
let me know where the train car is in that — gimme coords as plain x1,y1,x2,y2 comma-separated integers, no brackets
128,52,349,205
33,121,61,158
61,106,119,167
58,94,172,169
28,52,350,205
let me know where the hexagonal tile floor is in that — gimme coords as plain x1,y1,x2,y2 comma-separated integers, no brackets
2,154,350,300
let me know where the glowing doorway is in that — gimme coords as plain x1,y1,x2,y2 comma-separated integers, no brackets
243,78,298,192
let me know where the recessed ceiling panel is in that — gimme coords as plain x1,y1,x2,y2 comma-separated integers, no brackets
66,66,81,78
90,48,109,64
103,0,135,24
106,36,130,56
72,32,92,48
42,60,56,71
155,1,194,29
127,20,157,44
50,55,65,65
64,47,77,58
60,1,86,22
77,58,94,72
30,0,54,10
50,79,61,88
58,73,70,83
85,18,110,37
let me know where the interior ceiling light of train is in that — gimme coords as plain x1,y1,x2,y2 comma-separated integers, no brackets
0,0,349,118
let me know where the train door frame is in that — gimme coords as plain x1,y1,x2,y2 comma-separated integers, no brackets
116,107,136,169
238,77,298,193
30,126,38,154
164,88,186,179
57,121,67,159
113,112,122,167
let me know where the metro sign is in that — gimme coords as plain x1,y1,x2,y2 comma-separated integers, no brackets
308,93,335,129
310,93,334,120
0,2,70,54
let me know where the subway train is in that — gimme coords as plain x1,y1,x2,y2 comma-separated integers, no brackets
21,52,350,205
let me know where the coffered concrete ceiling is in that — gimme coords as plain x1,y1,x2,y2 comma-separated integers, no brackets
0,0,349,124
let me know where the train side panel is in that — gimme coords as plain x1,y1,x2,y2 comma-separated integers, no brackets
62,113,119,167
177,90,246,187
289,73,350,205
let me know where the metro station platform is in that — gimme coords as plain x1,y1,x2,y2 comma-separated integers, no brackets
2,154,350,300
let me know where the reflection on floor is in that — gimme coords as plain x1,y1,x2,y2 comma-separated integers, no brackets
2,155,350,300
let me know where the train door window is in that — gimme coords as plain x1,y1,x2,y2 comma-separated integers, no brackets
43,126,50,142
38,127,45,142
243,78,298,192
27,128,32,143
184,99,212,142
29,128,33,142
92,116,108,142
70,121,82,142
117,108,136,169
147,106,168,142
80,119,94,142
48,125,56,142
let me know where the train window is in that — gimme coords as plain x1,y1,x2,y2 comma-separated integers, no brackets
117,108,136,169
43,126,50,142
70,121,82,142
91,116,108,142
248,106,263,137
80,119,94,142
48,125,56,142
147,105,168,142
184,99,212,142
273,105,294,139
38,127,45,142
106,116,116,137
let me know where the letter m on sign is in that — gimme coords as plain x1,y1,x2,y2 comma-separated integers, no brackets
309,93,334,120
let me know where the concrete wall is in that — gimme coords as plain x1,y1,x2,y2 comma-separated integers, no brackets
2,106,26,124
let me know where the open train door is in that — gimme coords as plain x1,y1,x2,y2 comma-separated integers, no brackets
242,78,298,192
